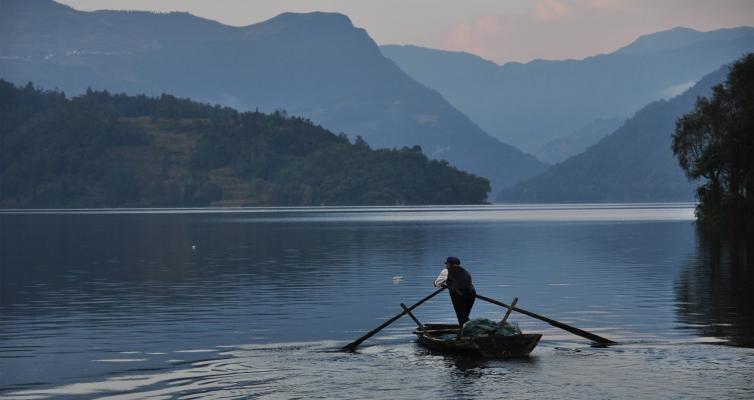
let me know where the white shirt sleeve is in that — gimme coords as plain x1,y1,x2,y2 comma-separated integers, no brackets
433,269,448,287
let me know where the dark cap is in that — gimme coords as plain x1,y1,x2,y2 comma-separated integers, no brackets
446,256,460,265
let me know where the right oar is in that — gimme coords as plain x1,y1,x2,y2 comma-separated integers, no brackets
476,293,616,345
342,286,446,352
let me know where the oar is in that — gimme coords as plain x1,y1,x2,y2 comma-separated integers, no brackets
500,297,518,324
400,303,425,331
476,293,616,345
342,287,446,352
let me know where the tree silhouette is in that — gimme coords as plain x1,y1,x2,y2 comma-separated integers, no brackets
672,53,754,229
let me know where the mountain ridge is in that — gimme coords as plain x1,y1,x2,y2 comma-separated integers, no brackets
496,63,732,203
616,26,754,56
0,0,547,196
381,26,754,154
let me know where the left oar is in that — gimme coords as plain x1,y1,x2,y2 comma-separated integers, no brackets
342,286,446,352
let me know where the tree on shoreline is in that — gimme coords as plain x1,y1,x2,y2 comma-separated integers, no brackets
672,53,754,230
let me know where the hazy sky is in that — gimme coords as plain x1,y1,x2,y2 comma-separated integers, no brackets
58,0,754,64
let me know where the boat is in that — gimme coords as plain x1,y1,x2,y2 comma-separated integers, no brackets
343,292,612,354
413,323,542,358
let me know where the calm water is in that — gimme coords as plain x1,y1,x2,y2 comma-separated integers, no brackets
1,204,752,399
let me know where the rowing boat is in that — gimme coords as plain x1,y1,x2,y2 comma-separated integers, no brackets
413,323,541,358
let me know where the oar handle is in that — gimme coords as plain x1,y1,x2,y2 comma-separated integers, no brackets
476,293,616,345
343,286,446,352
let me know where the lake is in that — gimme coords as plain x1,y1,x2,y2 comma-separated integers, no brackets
1,204,752,399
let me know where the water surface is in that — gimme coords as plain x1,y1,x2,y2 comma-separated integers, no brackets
1,204,752,399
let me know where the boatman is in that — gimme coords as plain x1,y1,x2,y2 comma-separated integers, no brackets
433,256,476,326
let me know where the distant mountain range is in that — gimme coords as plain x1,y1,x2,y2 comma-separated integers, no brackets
381,26,754,157
0,0,546,196
496,64,731,203
534,117,626,164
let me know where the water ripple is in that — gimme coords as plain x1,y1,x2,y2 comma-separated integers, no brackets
3,341,753,399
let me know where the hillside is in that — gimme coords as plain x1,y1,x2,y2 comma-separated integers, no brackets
0,0,546,195
0,81,490,207
381,27,754,154
535,117,626,164
496,65,732,203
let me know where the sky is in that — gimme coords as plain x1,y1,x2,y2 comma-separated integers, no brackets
57,0,754,64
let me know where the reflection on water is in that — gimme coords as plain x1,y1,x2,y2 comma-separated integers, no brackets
676,230,754,347
1,204,753,399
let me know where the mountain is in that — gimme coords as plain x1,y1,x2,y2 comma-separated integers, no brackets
496,64,732,203
0,0,546,196
615,26,754,56
380,27,754,154
535,117,626,164
0,80,491,207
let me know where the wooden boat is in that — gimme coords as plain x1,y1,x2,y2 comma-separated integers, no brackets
413,323,541,358
343,291,613,353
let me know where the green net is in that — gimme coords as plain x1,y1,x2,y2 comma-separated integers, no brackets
460,318,522,338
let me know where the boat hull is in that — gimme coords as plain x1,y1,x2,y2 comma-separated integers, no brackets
414,323,541,358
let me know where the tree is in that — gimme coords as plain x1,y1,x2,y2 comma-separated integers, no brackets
672,53,754,229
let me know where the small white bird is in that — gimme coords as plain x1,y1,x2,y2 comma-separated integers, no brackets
191,245,196,251
392,275,403,284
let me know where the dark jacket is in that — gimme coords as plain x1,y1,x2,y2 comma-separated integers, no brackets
446,265,475,296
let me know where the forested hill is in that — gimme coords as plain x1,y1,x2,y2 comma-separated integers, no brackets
0,81,490,207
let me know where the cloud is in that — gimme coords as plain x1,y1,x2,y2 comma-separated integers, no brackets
443,1,584,63
441,0,647,63
533,0,570,21
445,15,508,61
588,0,622,8
659,80,696,99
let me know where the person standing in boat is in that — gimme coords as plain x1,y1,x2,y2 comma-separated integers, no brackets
433,256,476,326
